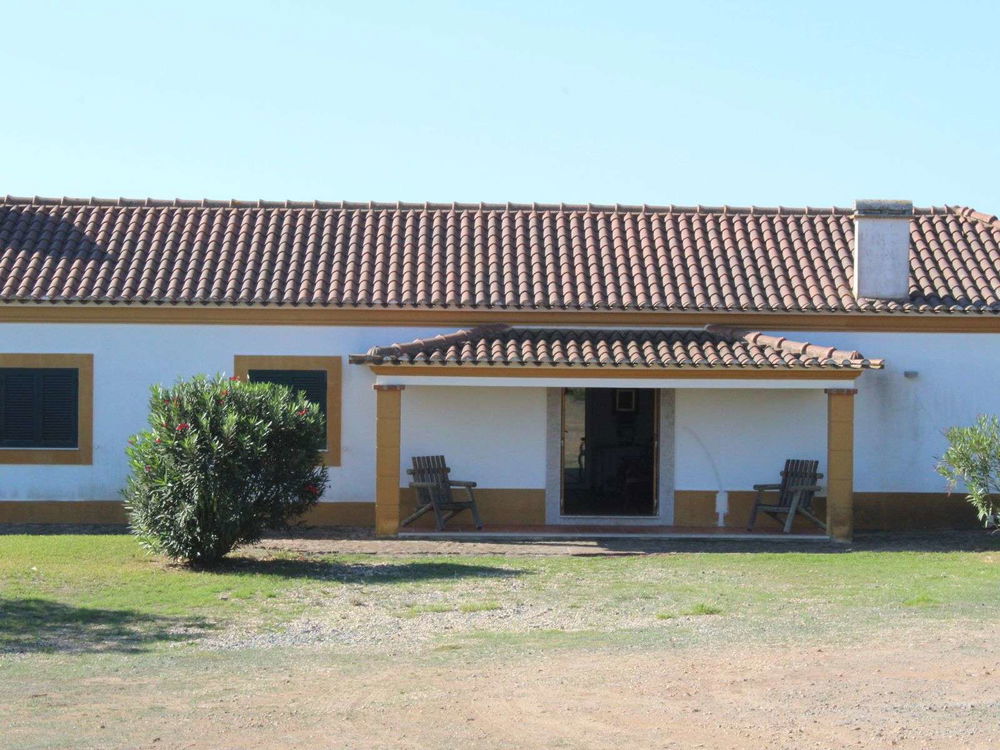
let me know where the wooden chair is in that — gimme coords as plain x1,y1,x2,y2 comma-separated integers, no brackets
403,455,483,531
747,459,826,533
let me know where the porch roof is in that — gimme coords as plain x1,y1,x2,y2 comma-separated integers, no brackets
349,325,884,372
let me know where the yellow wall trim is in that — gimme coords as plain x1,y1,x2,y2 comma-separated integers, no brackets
725,491,829,533
0,501,127,524
373,385,403,536
0,500,376,527
234,355,343,466
398,488,545,528
2,303,1000,332
0,494,982,531
673,491,719,527
0,353,93,465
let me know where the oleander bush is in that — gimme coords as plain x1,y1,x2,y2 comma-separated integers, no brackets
938,414,1000,529
124,374,328,565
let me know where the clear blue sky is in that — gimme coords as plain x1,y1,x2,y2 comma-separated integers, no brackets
4,0,999,210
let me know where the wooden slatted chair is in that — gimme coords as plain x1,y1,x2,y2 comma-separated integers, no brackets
747,459,826,533
404,455,484,531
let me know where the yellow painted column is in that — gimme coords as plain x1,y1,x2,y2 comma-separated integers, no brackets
374,384,404,537
825,388,856,542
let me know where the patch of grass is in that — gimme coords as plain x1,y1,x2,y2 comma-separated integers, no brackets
655,612,677,620
684,603,723,616
902,593,940,607
458,601,501,613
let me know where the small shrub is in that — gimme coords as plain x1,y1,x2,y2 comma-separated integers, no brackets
124,374,328,566
937,415,1000,528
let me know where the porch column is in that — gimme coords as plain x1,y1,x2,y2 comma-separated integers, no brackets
825,388,856,542
374,384,404,537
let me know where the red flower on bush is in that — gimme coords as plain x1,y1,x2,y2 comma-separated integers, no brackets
229,375,240,382
176,422,191,432
296,409,308,416
155,438,162,443
303,483,321,496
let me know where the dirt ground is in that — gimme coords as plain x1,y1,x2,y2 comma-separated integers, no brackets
6,624,997,750
4,527,1000,749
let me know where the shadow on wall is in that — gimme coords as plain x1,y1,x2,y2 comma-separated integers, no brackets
0,598,214,654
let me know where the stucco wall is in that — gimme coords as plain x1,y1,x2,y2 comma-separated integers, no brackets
0,323,997,507
400,385,547,488
774,331,1000,494
0,323,446,503
674,389,827,492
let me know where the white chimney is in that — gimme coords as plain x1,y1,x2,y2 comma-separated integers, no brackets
852,199,913,300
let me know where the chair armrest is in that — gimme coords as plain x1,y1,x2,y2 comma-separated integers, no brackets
449,480,477,488
752,483,782,491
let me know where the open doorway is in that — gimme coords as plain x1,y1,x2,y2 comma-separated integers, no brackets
561,387,658,516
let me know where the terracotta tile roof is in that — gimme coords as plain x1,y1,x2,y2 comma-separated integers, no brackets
349,325,885,370
0,196,998,314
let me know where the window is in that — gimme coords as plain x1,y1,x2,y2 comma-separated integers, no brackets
234,356,342,465
248,369,328,440
0,354,93,464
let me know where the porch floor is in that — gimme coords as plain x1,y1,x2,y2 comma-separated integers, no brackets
397,524,829,541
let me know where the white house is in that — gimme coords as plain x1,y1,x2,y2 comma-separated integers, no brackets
0,196,995,540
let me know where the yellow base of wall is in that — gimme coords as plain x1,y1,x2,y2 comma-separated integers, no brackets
672,491,719,527
725,491,829,533
0,501,130,524
398,488,546,529
0,492,982,532
852,493,978,531
0,501,376,527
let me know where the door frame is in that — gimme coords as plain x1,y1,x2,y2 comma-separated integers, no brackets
545,387,675,526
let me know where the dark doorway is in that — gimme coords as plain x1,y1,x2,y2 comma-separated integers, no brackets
561,388,658,516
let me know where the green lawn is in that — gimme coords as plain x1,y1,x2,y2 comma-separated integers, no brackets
3,533,1000,749
2,533,1000,654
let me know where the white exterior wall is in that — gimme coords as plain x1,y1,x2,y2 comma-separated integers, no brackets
400,386,547,488
672,332,1000,495
1,323,998,505
778,331,1000,494
674,389,827,492
0,323,450,503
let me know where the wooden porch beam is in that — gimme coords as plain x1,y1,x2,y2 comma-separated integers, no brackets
825,388,856,542
374,384,404,537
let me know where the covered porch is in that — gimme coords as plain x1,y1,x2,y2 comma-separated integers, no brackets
350,325,883,542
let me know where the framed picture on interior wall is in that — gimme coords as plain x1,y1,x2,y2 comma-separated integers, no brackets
615,389,636,412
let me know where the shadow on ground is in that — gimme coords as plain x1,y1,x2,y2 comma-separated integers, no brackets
0,598,214,654
208,556,527,583
255,528,1000,556
415,530,1000,555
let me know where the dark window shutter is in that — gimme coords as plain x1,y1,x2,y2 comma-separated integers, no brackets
247,369,327,419
0,368,79,448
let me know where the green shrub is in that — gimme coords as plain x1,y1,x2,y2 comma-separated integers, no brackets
124,374,328,565
938,415,1000,528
